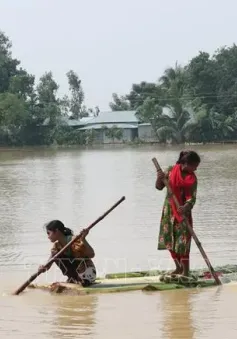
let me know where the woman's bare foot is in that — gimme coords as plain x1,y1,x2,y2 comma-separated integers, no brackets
181,270,189,277
171,267,183,276
170,259,183,276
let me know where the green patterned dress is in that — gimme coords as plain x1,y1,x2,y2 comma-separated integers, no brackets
157,166,197,255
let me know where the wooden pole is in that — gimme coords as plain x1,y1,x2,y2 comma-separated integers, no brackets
13,196,126,295
152,157,222,286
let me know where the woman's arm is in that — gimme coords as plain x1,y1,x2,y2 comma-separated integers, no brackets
38,253,54,272
183,178,198,214
155,166,171,190
72,237,95,259
155,170,165,190
81,239,95,258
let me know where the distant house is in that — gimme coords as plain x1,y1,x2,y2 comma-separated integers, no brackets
138,123,159,142
42,110,160,143
137,107,172,142
78,110,138,143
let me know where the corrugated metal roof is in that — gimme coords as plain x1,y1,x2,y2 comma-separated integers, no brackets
42,116,94,126
79,123,137,130
86,111,138,125
67,116,93,126
138,123,151,126
43,111,138,126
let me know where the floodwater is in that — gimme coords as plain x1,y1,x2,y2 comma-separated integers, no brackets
0,144,237,338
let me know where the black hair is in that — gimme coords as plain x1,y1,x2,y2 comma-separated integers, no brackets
176,150,201,165
45,220,74,236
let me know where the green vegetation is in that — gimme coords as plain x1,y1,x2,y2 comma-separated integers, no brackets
1,28,237,146
110,49,237,143
0,30,99,146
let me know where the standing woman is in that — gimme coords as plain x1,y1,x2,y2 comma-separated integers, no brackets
155,151,200,277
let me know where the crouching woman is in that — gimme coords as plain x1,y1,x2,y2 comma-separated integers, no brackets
38,220,97,287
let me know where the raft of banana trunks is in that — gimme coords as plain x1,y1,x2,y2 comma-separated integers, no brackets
28,265,237,295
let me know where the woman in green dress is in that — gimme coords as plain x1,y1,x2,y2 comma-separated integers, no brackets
155,151,201,277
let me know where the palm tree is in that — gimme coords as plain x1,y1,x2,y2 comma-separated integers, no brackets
136,97,193,143
137,64,237,144
153,64,193,143
184,105,237,142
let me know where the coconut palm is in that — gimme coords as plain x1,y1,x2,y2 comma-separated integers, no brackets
136,97,194,143
152,64,194,143
184,105,237,142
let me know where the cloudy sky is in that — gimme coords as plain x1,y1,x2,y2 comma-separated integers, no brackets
0,0,236,110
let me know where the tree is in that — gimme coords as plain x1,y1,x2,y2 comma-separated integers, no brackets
184,52,218,109
0,30,35,99
0,92,27,127
212,45,237,115
8,69,35,100
109,82,161,111
36,71,61,126
104,125,123,142
66,70,86,119
136,97,163,139
158,63,188,112
0,31,20,93
136,97,194,143
135,66,194,143
109,93,131,111
126,82,160,109
184,105,237,142
59,95,70,117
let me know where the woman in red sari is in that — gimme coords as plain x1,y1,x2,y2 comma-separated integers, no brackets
155,151,201,277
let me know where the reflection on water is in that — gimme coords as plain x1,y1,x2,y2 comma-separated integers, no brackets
0,144,237,338
160,290,195,339
0,290,98,339
2,283,237,339
50,295,98,338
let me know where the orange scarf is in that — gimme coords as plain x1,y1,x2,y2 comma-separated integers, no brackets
169,164,196,223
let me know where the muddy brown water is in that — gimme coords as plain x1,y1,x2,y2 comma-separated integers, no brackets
0,144,237,338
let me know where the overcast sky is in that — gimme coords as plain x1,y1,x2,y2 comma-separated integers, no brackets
0,0,237,111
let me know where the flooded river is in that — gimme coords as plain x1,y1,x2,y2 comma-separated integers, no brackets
0,144,237,338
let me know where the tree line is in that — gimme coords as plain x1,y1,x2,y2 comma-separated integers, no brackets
0,30,100,146
1,28,237,146
109,47,237,143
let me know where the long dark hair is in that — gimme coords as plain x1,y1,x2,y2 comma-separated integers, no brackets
176,150,201,165
45,220,74,236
